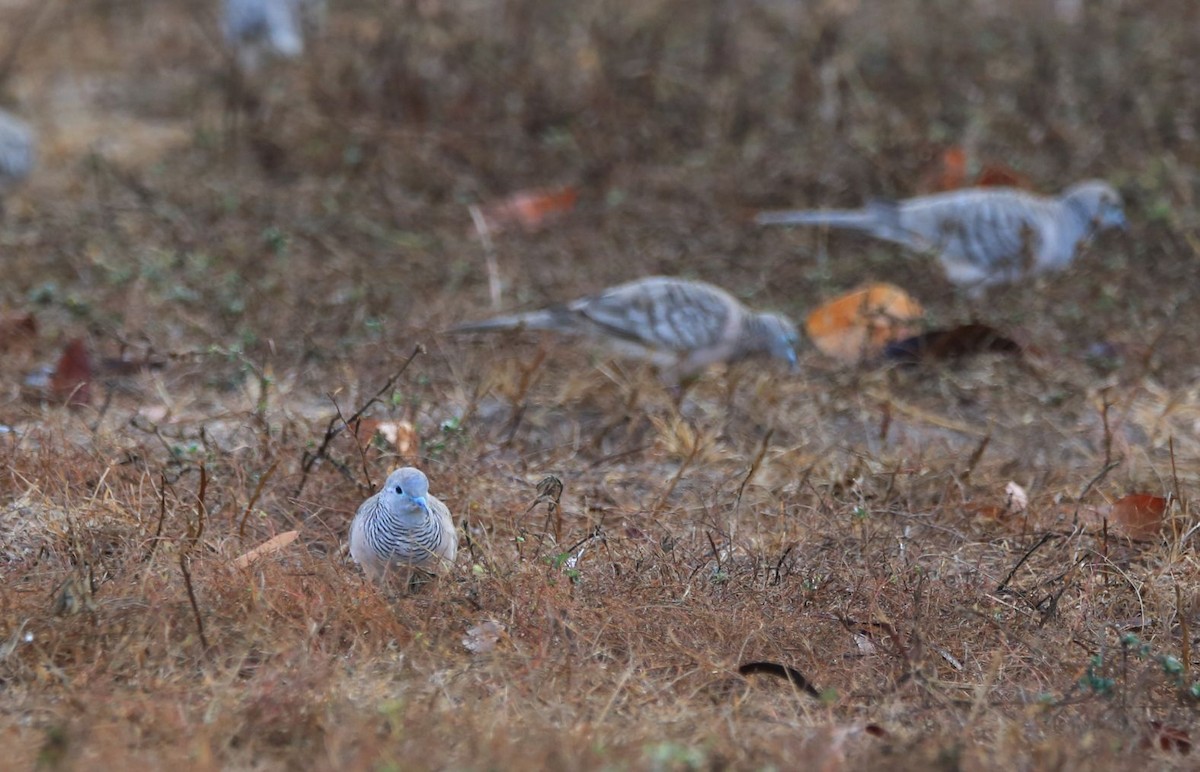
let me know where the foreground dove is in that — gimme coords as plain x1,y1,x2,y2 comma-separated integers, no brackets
756,180,1127,292
349,467,457,581
449,276,801,380
0,109,35,206
221,0,314,70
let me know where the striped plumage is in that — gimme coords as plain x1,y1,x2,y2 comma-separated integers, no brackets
757,180,1127,292
349,467,457,581
0,108,35,198
221,0,318,69
448,276,800,380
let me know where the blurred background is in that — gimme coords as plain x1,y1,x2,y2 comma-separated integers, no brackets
2,0,1196,399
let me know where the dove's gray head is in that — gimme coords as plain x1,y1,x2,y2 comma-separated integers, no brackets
757,312,802,373
378,467,432,519
1063,180,1127,232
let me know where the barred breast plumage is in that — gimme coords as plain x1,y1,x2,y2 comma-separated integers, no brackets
349,467,457,581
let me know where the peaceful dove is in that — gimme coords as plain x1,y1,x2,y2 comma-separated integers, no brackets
0,108,35,205
349,467,457,581
756,180,1127,292
221,0,315,70
448,276,801,380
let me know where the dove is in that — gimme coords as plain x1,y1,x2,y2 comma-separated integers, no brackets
349,467,458,581
448,276,801,380
0,109,35,207
221,0,314,70
756,180,1127,292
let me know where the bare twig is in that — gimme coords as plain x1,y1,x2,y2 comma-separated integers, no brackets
995,532,1056,595
295,344,424,497
144,473,169,565
179,552,209,651
1071,458,1123,523
238,460,280,538
332,398,374,491
649,429,701,518
734,427,773,518
961,433,991,482
179,463,209,651
467,204,502,309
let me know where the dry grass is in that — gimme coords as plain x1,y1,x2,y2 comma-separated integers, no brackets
3,0,1200,769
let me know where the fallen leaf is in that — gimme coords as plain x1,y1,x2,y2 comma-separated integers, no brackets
805,283,925,364
931,145,969,192
475,186,578,234
0,312,37,352
1004,481,1028,513
1109,494,1168,540
232,530,300,569
975,164,1033,190
351,418,419,455
376,420,419,455
50,338,93,407
884,323,1021,364
1142,721,1191,755
463,620,505,654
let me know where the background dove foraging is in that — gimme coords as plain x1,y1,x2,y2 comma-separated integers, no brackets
756,180,1127,293
221,0,318,70
448,276,801,380
0,108,35,209
349,467,458,582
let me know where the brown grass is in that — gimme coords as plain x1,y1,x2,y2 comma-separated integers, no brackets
3,0,1200,769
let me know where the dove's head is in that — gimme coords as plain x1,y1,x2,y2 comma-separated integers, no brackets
757,312,802,373
379,467,432,519
1063,180,1127,233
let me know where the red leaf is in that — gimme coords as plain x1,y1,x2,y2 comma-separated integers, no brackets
884,324,1022,364
1110,494,1168,540
50,338,93,407
1142,721,1190,755
975,164,1033,190
916,146,968,193
476,186,578,234
0,312,37,353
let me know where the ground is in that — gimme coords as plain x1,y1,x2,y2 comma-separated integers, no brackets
2,0,1200,769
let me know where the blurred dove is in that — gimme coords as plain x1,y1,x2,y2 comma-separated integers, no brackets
221,0,317,70
0,108,35,208
349,467,457,581
756,180,1127,292
448,276,801,380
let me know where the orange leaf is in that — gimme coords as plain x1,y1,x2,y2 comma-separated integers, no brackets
476,186,578,234
916,146,968,193
1109,493,1168,540
805,283,924,364
936,146,968,191
50,338,92,407
975,164,1033,190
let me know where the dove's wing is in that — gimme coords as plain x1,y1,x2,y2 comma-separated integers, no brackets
572,277,739,353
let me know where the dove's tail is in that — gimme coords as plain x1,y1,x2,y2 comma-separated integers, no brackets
755,201,905,242
446,308,569,335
